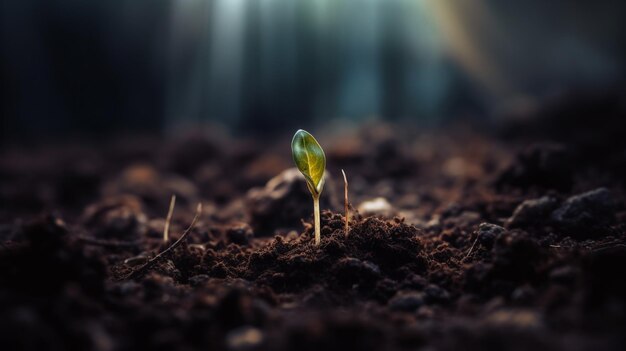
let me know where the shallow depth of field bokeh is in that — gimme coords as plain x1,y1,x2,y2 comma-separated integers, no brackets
2,1,625,141
1,3,626,351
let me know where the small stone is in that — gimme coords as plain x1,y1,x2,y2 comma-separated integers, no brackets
505,196,558,229
82,195,147,239
226,222,254,245
549,266,578,285
388,292,425,312
484,309,542,330
358,197,393,217
401,274,428,290
123,255,149,267
551,188,615,237
226,326,264,351
423,284,450,304
476,223,506,247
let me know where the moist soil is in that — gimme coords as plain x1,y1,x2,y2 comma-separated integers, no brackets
1,98,626,351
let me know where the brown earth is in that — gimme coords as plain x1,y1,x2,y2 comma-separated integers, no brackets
1,95,625,351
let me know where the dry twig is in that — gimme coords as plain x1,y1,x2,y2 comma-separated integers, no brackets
163,194,176,243
122,203,202,280
341,169,349,235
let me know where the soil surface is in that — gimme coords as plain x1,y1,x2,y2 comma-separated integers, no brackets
1,95,625,350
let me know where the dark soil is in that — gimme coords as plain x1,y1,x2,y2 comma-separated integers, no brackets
1,99,625,350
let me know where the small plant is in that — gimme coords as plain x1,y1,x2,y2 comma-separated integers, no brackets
291,129,326,245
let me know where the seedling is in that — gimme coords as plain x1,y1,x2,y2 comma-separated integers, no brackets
341,169,350,235
291,129,326,245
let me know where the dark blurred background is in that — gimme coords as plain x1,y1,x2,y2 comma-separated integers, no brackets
2,0,625,142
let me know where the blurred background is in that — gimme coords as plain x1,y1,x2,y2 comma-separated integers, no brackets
2,0,625,142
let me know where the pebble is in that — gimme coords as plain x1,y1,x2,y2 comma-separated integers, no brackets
484,309,543,331
82,195,147,239
226,223,254,245
476,223,506,247
551,188,615,235
388,292,425,312
423,284,451,304
226,326,264,351
549,266,578,285
358,197,393,217
505,196,558,228
123,255,149,267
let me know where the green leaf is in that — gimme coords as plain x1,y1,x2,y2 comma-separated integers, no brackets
291,129,326,196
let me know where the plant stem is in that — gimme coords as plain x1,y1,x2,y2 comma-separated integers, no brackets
163,194,176,243
123,203,202,280
341,169,349,236
313,195,321,245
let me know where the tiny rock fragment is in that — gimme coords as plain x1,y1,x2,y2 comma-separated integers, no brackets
549,265,579,285
358,197,393,217
388,292,425,312
551,187,615,237
476,223,507,247
484,309,543,331
423,284,451,304
123,255,149,267
505,196,558,229
225,222,254,245
82,195,147,239
226,326,264,351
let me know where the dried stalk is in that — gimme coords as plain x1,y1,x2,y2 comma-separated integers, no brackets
341,169,349,235
123,203,202,280
163,194,176,243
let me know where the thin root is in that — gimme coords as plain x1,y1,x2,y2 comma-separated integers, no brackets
122,203,202,280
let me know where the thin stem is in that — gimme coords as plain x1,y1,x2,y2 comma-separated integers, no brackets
163,194,176,243
341,169,349,236
313,195,321,245
123,203,202,280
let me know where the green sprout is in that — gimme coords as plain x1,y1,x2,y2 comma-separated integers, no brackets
291,129,326,246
